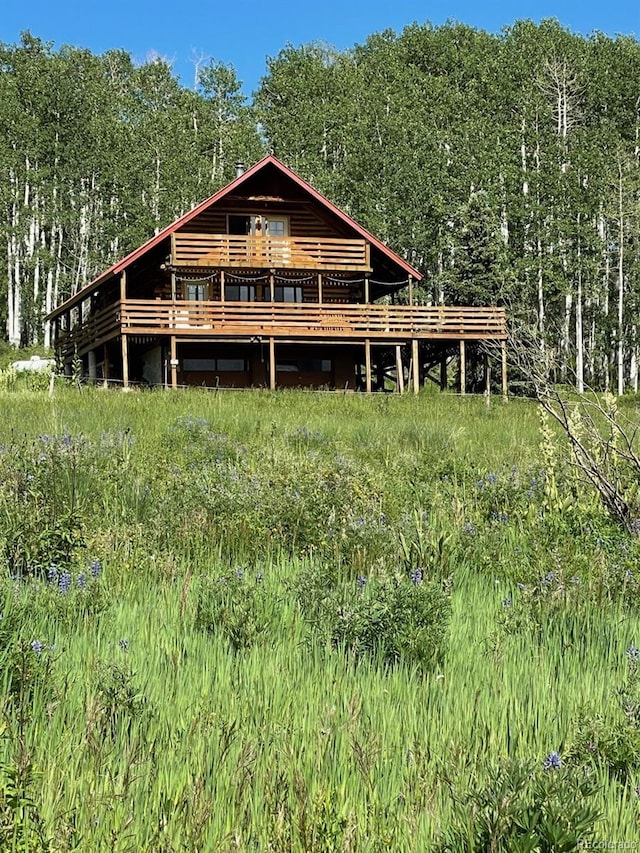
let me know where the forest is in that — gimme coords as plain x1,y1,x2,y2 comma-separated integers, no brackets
1,19,640,392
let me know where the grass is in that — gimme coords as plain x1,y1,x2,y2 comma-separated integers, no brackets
0,384,639,850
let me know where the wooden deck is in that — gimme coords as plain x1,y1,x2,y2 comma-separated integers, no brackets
56,300,507,359
171,233,371,271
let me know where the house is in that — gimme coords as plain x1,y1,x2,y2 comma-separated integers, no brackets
46,155,507,393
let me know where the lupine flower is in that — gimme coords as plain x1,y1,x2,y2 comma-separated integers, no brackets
463,521,474,535
234,568,244,579
543,751,562,770
58,571,72,595
486,473,498,485
631,519,640,535
77,573,87,590
356,575,367,589
90,559,102,578
47,565,58,584
31,640,43,655
410,568,424,586
119,639,129,651
626,644,640,663
541,571,556,587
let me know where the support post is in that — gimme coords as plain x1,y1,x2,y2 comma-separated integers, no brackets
440,351,448,391
318,273,323,305
501,340,508,401
103,344,109,388
121,334,129,389
459,340,466,396
171,271,176,301
412,338,420,395
269,337,276,390
220,270,225,303
484,353,491,406
365,339,372,394
395,345,404,395
364,276,369,304
120,270,127,302
170,336,177,389
408,274,413,306
88,350,97,383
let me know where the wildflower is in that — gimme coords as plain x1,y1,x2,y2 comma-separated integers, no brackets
502,597,512,608
541,571,556,587
486,473,498,485
90,559,102,578
463,521,474,535
77,573,87,590
47,565,58,584
234,568,244,579
410,568,424,586
58,571,72,595
119,639,129,651
31,640,43,655
626,644,640,664
543,751,562,770
356,575,367,589
631,519,640,535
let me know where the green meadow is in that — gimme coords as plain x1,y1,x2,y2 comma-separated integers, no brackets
1,383,639,851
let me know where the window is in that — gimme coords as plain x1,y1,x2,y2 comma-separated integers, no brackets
274,285,303,303
225,284,255,301
183,358,247,372
276,359,331,373
185,283,208,301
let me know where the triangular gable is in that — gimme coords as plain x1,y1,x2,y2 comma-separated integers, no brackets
47,154,422,320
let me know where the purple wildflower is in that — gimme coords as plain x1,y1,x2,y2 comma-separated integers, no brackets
90,559,102,578
58,571,72,595
543,751,562,770
31,640,43,655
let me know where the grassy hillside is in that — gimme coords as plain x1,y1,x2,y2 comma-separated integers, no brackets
0,386,638,850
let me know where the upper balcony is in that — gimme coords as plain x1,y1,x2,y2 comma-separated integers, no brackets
171,233,372,272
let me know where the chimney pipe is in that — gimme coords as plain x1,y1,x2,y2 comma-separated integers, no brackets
235,162,245,177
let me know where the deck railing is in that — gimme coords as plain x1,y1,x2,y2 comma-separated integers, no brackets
56,300,507,358
171,233,371,271
118,300,507,340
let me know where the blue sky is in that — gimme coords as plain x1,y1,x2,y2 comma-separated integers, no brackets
2,0,639,97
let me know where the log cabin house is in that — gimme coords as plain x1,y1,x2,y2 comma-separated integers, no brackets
46,155,507,393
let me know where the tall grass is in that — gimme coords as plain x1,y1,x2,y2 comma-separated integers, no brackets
0,386,638,850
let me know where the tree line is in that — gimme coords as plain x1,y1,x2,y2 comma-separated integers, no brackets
2,21,640,392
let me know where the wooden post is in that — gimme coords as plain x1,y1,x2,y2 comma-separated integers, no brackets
459,340,466,396
120,270,127,302
318,273,323,305
364,276,369,304
365,339,372,393
484,353,491,406
408,274,413,306
269,337,276,390
395,345,404,395
170,336,177,389
103,344,109,388
88,350,97,383
121,334,129,389
501,340,508,401
220,270,225,303
171,271,176,301
440,351,448,391
268,271,274,302
412,338,420,395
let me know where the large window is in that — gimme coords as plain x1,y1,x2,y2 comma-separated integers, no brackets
274,285,303,303
185,283,208,301
183,358,247,372
276,358,331,373
225,284,256,301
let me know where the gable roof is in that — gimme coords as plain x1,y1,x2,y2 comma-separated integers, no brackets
46,154,423,320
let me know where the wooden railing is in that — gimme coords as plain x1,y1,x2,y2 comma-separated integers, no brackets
56,303,121,359
118,300,507,340
171,233,371,271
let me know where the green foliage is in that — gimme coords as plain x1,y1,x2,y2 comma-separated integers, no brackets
194,569,276,651
298,567,451,670
437,759,601,852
